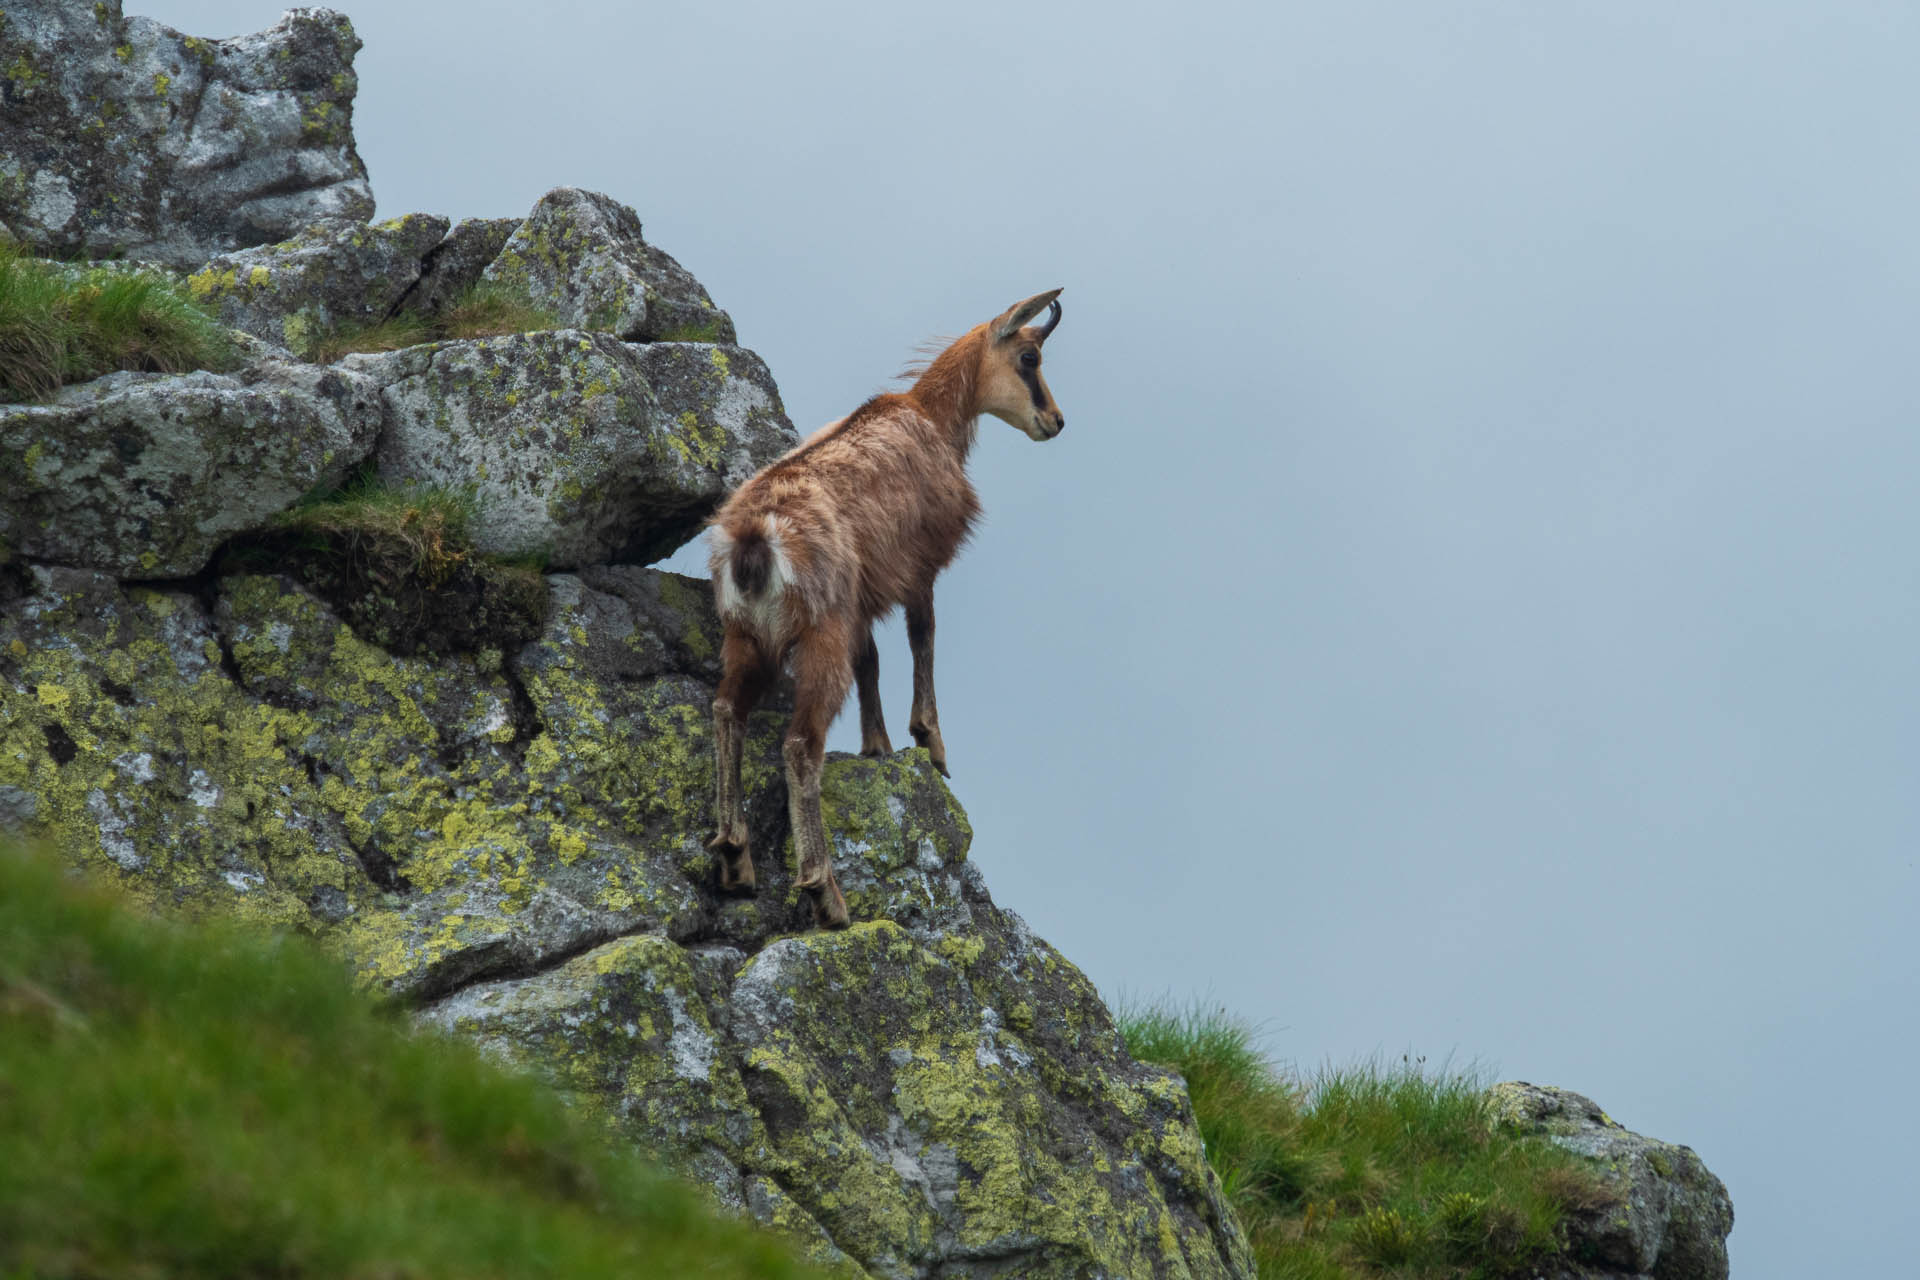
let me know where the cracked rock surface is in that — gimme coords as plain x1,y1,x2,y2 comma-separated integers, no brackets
0,354,382,577
0,560,1256,1280
186,213,451,347
0,1,374,266
352,333,795,567
481,187,738,343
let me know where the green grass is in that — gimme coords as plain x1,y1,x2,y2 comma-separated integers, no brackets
299,283,560,361
0,243,236,400
438,281,561,340
276,465,482,586
298,310,435,363
0,839,826,1279
1119,1001,1616,1280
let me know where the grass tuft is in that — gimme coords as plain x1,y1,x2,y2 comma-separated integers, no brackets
437,281,560,339
0,839,824,1279
278,465,477,586
1118,999,1617,1280
0,243,235,401
297,283,560,361
297,311,434,363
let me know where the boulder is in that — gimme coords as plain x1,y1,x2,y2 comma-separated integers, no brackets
481,188,737,343
0,558,1255,1279
0,2,374,268
1490,1082,1733,1280
185,214,451,349
349,332,795,568
396,216,523,317
0,354,381,577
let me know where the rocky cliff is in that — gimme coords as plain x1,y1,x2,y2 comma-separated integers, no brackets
0,5,1730,1279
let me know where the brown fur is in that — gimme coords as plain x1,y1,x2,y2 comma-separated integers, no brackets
706,289,1066,928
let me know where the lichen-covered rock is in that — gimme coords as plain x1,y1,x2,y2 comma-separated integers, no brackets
396,216,522,316
482,188,737,343
0,566,372,927
0,354,380,576
729,919,1251,1280
350,331,795,567
3,551,1255,1279
1490,1082,1733,1280
0,2,374,267
185,214,450,349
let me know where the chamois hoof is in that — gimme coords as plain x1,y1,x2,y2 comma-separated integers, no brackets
805,878,850,931
708,834,757,897
911,727,949,778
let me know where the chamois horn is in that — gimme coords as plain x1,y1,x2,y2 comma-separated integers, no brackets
1035,298,1062,343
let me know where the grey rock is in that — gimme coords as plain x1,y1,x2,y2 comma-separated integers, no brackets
397,216,522,317
348,331,795,568
186,213,450,349
0,354,381,576
1490,1082,1733,1280
481,188,737,343
0,2,374,268
0,785,36,827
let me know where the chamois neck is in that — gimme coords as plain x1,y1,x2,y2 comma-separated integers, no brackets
905,328,984,456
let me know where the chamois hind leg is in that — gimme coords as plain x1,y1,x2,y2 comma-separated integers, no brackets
905,592,949,777
785,619,853,930
853,625,892,758
709,625,775,896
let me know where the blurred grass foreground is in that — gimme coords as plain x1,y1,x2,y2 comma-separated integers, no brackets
0,840,823,1279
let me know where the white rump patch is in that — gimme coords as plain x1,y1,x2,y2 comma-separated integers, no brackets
711,514,795,644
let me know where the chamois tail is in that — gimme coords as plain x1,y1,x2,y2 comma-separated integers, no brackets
710,514,792,640
731,524,774,599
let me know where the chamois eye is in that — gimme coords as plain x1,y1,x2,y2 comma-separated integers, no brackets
1019,350,1040,369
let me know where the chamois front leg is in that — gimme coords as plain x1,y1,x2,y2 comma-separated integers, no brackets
709,628,773,896
785,623,853,929
905,593,948,777
852,625,893,758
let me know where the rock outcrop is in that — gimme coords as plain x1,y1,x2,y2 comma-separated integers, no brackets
1491,1083,1733,1280
353,333,791,567
1,560,1256,1279
0,353,382,576
481,187,737,344
188,213,451,347
0,2,374,266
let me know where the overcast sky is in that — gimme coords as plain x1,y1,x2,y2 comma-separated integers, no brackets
153,3,1920,1275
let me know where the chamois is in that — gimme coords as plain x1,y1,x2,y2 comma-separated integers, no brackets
706,288,1068,929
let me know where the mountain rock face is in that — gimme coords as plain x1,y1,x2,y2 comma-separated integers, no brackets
0,1,374,266
0,558,1256,1279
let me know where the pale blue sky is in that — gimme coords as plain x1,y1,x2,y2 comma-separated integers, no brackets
153,3,1920,1275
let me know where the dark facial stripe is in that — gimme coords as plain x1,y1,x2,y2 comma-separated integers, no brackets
1016,363,1049,412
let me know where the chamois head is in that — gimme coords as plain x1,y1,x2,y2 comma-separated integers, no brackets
978,288,1067,441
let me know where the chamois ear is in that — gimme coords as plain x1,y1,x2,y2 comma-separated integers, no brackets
990,288,1064,340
